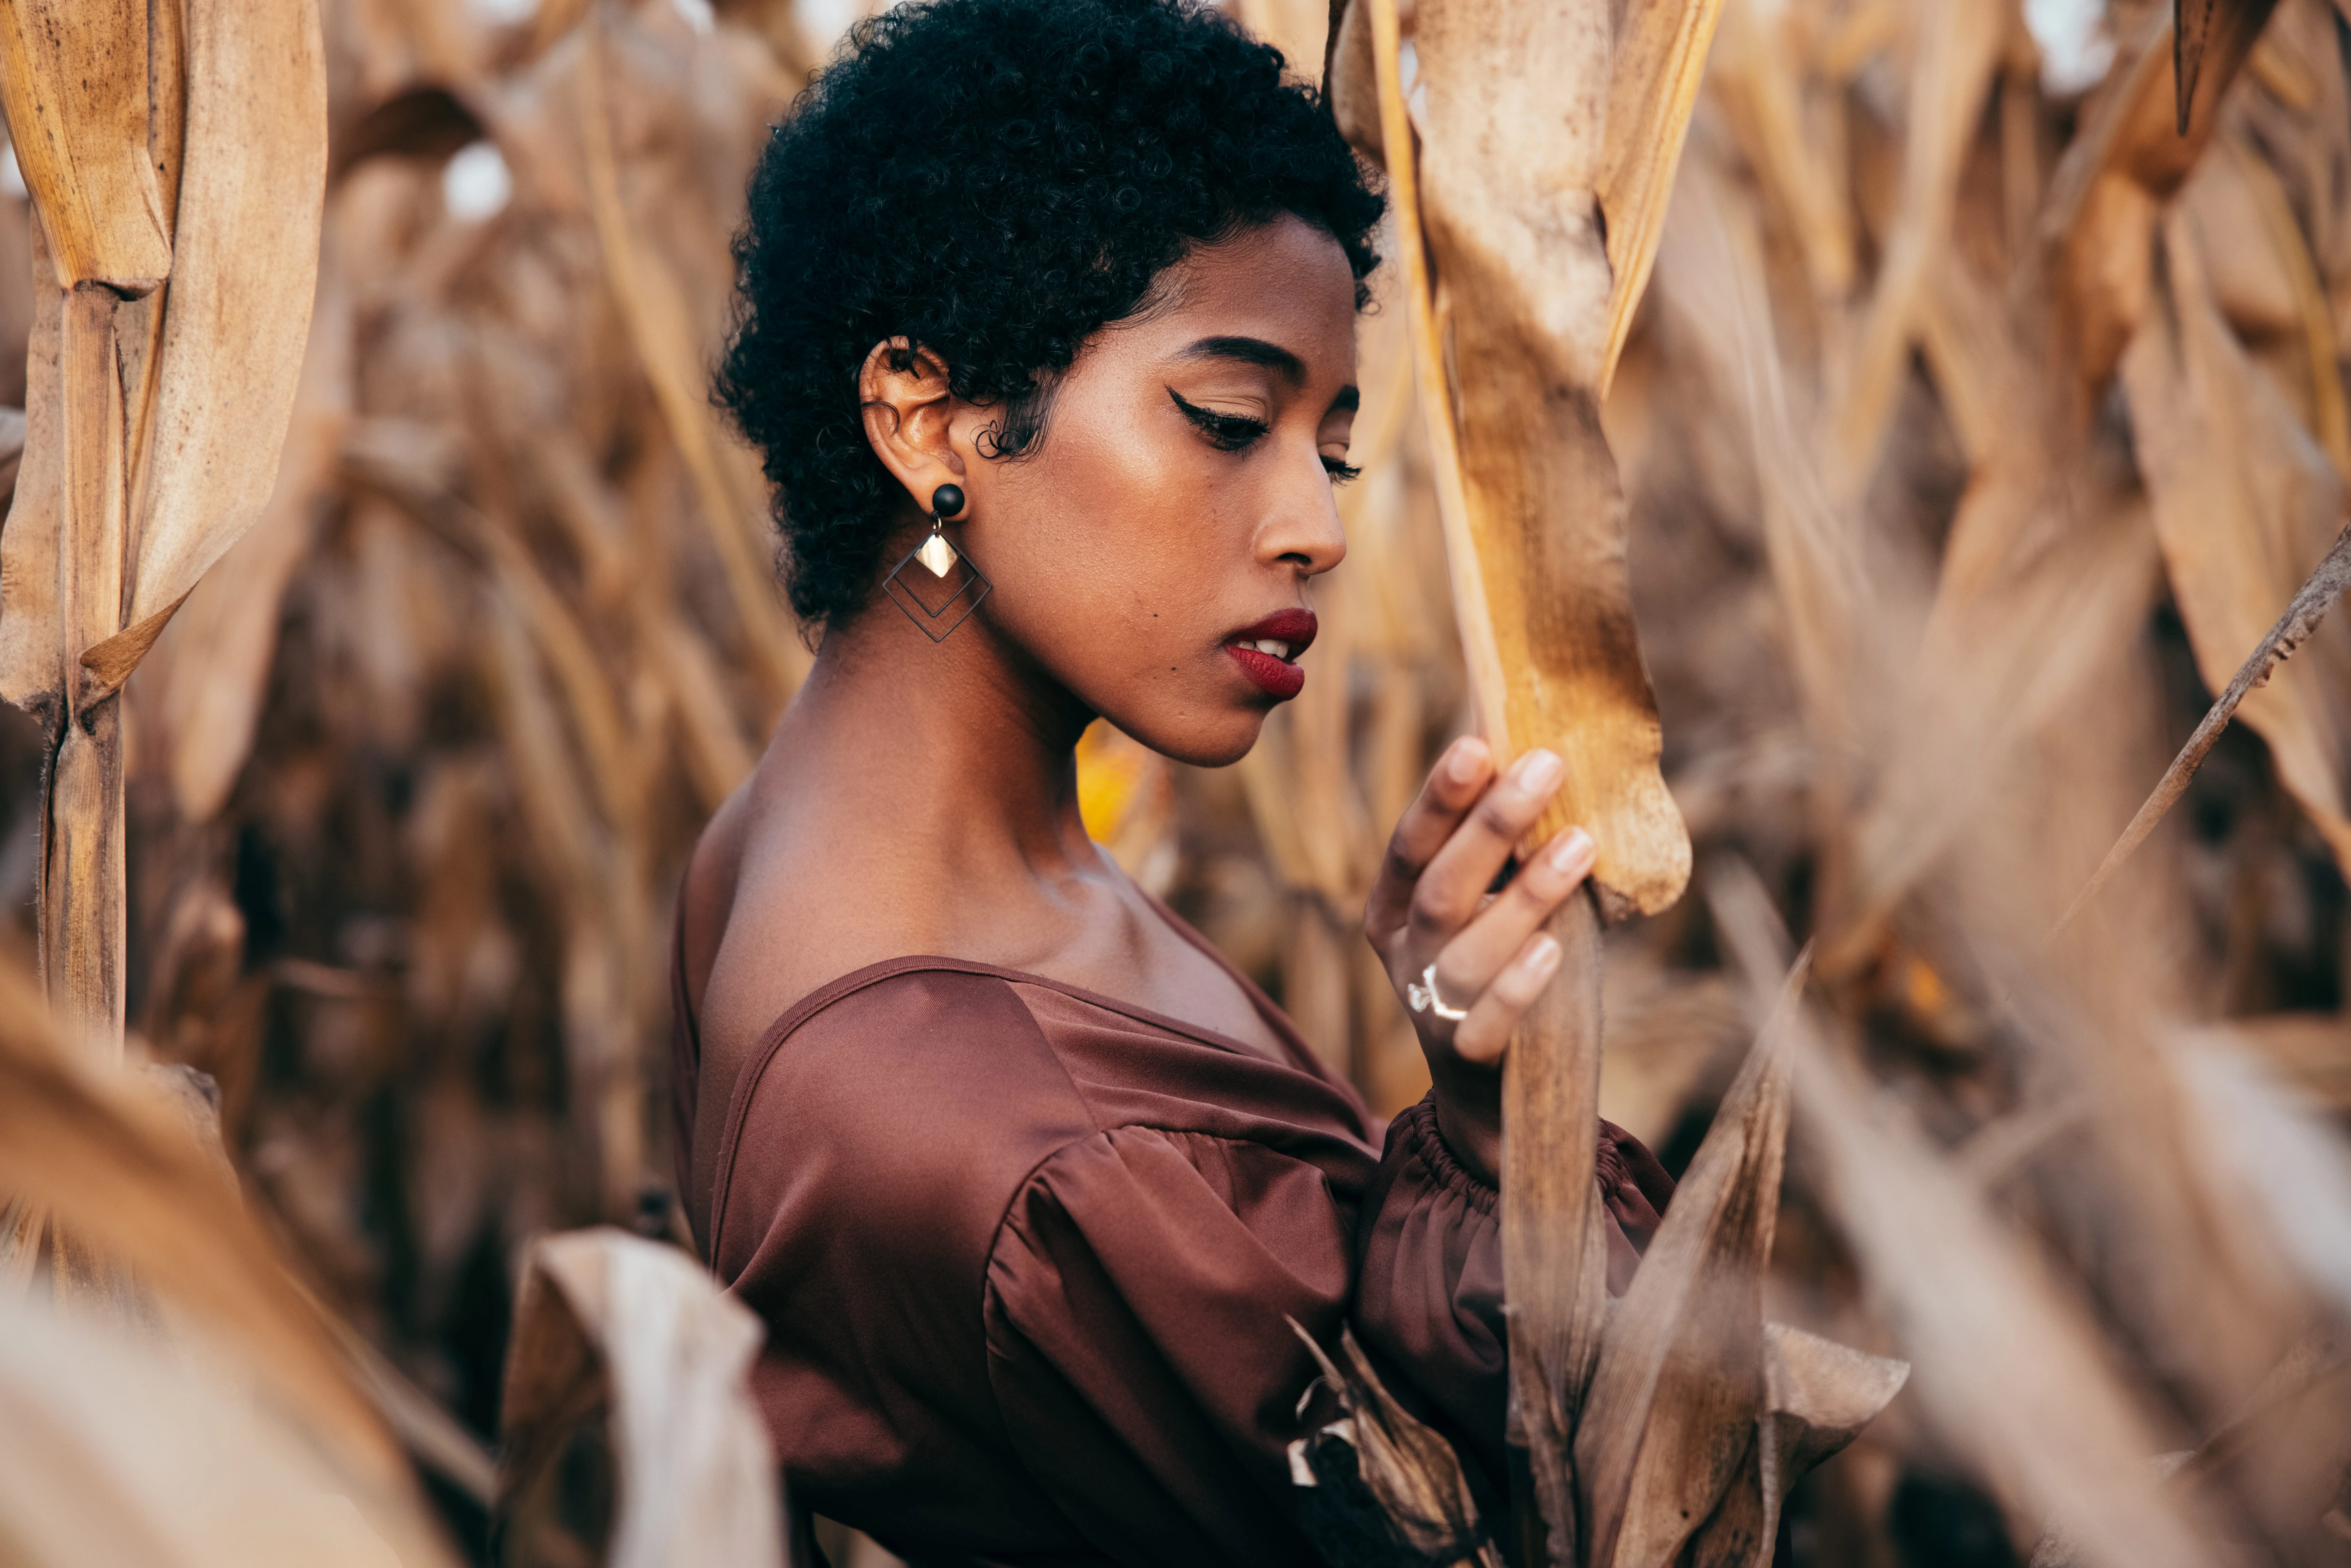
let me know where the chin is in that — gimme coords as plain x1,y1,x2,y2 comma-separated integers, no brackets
1110,705,1270,769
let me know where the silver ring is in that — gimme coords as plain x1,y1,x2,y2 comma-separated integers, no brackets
1406,963,1470,1022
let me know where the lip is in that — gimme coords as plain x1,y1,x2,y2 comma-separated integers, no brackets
1223,608,1317,701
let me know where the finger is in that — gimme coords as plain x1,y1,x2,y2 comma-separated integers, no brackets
1365,736,1494,935
1427,824,1594,1001
1406,748,1565,943
1451,931,1565,1065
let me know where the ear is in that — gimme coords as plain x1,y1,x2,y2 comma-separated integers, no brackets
859,338,970,516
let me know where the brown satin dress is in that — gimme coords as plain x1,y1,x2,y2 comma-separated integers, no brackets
673,898,1672,1567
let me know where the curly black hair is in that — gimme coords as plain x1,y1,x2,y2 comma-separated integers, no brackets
715,0,1384,626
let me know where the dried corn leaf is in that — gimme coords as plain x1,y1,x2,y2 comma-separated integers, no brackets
0,0,170,293
42,697,123,1047
0,952,446,1550
1652,142,1872,754
2175,0,2280,134
2043,0,2280,387
1916,250,2032,480
135,244,350,821
112,0,328,683
1575,944,1801,1568
352,427,647,841
480,598,651,1217
1230,0,1327,83
1324,0,1380,157
1794,1015,2207,1568
1827,0,2002,496
54,282,129,682
2119,207,2351,877
0,1299,456,1568
1289,1321,1506,1567
1688,1323,1910,1567
1361,0,1709,1552
1596,0,1730,394
119,0,184,523
1707,0,1856,303
499,1228,785,1568
1381,0,1692,916
2056,519,2351,932
577,18,805,709
2207,137,2351,474
2171,1028,2351,1315
1838,492,2162,962
2,228,68,712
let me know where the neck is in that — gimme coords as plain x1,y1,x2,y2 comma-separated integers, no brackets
768,594,1100,877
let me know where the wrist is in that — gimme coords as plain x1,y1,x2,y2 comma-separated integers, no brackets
1429,1075,1503,1189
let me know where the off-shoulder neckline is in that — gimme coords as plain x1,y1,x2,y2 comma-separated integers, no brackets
702,903,1350,1259
737,886,1319,1070
762,951,1324,1074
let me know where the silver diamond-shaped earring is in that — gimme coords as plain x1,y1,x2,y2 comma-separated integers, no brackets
883,482,991,642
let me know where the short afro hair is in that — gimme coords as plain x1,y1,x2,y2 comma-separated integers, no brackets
714,0,1384,627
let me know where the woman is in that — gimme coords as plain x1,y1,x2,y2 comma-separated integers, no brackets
676,0,1673,1559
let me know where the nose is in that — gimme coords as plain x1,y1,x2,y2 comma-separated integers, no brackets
1258,446,1348,577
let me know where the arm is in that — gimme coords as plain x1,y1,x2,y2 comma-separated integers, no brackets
982,1126,1367,1567
980,1114,1676,1563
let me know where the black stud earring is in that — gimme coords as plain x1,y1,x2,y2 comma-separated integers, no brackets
882,482,991,641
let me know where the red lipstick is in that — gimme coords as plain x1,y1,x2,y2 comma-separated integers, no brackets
1223,608,1317,701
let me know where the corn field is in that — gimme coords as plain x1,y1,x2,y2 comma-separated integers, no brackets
2,0,2350,1563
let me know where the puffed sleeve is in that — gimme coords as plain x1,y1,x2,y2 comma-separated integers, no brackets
980,1103,1674,1565
1351,1095,1673,1486
982,1125,1357,1567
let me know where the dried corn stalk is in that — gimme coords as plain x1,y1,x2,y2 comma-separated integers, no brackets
34,2,2351,1563
0,0,324,1061
1341,0,1784,1557
1361,0,1697,917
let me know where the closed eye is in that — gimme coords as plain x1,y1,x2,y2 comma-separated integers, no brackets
1323,457,1362,484
1168,387,1268,452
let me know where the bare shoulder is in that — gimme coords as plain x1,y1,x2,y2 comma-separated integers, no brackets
684,736,1290,1093
690,777,941,1080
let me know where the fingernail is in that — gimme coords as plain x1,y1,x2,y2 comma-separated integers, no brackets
1526,933,1562,976
1546,827,1594,874
1446,738,1485,783
1515,749,1563,792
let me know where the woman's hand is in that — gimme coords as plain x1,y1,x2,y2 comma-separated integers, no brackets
1365,736,1595,1186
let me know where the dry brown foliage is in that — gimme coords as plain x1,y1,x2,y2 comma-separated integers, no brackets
2,0,2351,1563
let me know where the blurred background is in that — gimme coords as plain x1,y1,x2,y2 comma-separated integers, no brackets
2,0,2347,1562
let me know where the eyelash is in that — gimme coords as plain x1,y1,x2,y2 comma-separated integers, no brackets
1168,388,1360,485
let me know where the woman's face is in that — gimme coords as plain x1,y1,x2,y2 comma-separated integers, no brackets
867,215,1361,767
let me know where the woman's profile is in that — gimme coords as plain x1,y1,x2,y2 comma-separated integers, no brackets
672,0,1673,1558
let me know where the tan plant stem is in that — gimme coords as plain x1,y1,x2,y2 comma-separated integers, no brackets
1502,887,1611,1566
43,284,130,1062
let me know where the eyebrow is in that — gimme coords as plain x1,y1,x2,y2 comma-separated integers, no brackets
1180,335,1360,413
1181,335,1305,381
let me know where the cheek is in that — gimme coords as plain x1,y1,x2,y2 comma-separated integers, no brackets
986,403,1237,659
